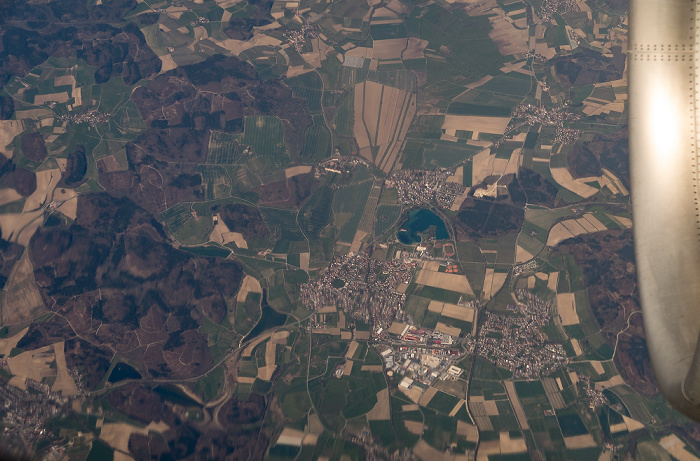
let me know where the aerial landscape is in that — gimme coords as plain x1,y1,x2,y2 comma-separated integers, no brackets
0,0,696,460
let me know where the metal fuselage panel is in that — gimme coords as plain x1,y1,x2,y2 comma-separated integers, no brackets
629,0,700,419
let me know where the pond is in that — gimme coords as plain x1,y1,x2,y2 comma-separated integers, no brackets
107,362,141,383
243,289,288,342
397,208,449,245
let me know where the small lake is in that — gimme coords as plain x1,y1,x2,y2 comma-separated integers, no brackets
397,208,449,245
108,362,141,383
243,289,288,342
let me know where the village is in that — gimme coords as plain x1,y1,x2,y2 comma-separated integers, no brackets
385,169,467,210
283,22,319,53
506,103,582,144
59,109,110,126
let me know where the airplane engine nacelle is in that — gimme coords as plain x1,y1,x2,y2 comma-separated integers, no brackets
630,0,700,421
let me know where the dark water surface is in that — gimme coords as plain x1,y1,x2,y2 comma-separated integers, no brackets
397,208,449,244
107,362,141,383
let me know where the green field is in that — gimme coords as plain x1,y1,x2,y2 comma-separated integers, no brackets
162,203,193,230
496,233,518,264
198,315,238,363
342,373,383,419
175,217,213,245
243,115,288,159
278,377,312,422
477,73,534,97
86,440,114,461
524,207,574,230
447,102,513,117
197,165,232,200
413,5,507,86
234,292,262,335
421,410,459,452
405,295,430,325
415,285,462,304
194,366,225,401
426,390,460,414
557,414,589,437
375,205,401,237
515,380,547,399
285,72,324,114
370,23,407,40
207,130,240,164
260,207,306,241
332,90,355,137
392,398,422,447
285,269,310,284
303,340,390,430
301,115,331,161
400,139,482,170
333,180,373,243
612,386,655,423
299,186,333,239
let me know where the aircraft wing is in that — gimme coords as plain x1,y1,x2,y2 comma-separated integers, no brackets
630,0,700,420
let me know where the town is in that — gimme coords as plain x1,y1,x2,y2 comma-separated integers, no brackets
299,252,415,328
476,289,568,379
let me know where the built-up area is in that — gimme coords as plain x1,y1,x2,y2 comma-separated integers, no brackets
385,169,467,209
477,289,568,379
371,322,469,388
507,104,582,143
0,374,77,460
299,252,414,328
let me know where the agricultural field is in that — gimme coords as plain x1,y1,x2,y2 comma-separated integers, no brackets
2,0,699,460
197,165,232,200
299,186,333,239
161,203,215,245
401,138,483,170
285,72,324,114
332,89,355,137
260,207,305,242
375,204,402,238
207,131,240,164
332,179,374,243
243,116,289,160
353,80,416,172
300,115,332,161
